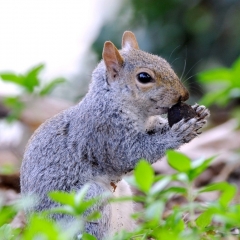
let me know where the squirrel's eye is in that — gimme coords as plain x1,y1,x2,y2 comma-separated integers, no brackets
137,72,153,84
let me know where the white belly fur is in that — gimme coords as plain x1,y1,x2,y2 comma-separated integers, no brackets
108,179,136,236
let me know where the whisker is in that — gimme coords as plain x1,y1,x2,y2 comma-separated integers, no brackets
180,59,187,82
183,59,203,80
184,69,202,84
184,76,204,95
171,57,180,65
183,73,197,85
169,45,181,61
188,85,204,95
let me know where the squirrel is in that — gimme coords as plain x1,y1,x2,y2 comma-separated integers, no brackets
20,31,209,239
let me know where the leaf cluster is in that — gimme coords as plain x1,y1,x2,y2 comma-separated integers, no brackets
0,64,65,121
198,57,240,107
0,151,239,239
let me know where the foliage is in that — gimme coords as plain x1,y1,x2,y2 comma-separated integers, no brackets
113,152,238,240
1,151,240,239
0,64,65,121
198,57,240,107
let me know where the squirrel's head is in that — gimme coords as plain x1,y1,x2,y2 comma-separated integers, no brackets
102,31,189,117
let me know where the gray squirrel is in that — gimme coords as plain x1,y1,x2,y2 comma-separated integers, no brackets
20,31,210,239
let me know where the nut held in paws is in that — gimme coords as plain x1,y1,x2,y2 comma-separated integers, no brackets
168,102,196,127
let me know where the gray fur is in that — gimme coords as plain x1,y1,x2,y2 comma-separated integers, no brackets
20,32,209,240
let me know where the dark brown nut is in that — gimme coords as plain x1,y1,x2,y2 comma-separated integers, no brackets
168,102,196,127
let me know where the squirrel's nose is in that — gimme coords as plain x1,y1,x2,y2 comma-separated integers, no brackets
180,89,189,102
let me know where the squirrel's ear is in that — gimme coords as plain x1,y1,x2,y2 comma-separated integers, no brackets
122,31,139,50
102,41,124,80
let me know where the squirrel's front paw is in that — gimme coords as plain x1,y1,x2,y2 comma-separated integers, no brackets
171,104,209,143
171,118,197,143
192,104,210,120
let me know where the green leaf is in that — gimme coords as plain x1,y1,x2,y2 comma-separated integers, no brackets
198,57,240,107
0,206,17,227
198,68,231,83
188,156,215,181
166,150,191,172
0,165,16,174
24,64,44,92
161,186,187,195
134,160,154,193
150,176,171,195
165,208,185,233
0,224,15,240
232,57,240,68
196,209,213,228
82,233,97,240
74,185,90,207
0,64,44,92
219,184,236,207
191,156,215,169
199,88,231,107
23,214,59,240
0,72,23,84
49,205,76,215
199,182,236,207
3,96,25,121
86,211,101,221
200,182,230,192
73,185,102,215
48,191,75,206
75,198,100,215
172,172,189,182
232,57,240,80
39,77,65,95
145,201,164,222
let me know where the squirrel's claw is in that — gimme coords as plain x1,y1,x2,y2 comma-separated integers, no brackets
192,104,210,120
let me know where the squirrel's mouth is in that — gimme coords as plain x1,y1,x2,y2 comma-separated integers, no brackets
150,98,172,114
155,107,169,114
